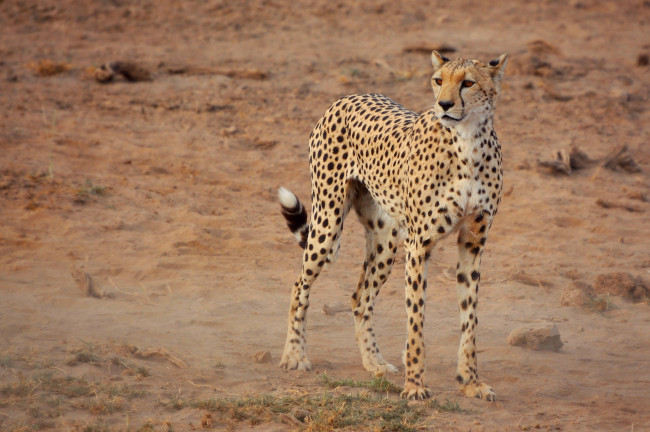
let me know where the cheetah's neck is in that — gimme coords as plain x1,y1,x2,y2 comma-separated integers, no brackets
452,115,494,142
451,116,496,165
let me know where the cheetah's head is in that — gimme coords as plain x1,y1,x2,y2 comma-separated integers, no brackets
430,51,507,132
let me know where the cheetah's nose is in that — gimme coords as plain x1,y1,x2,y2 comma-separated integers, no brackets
438,100,454,111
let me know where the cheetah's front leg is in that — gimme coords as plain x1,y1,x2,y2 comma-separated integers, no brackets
455,214,495,401
400,241,432,400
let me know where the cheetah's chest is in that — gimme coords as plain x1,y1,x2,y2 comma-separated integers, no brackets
452,144,493,215
410,130,501,227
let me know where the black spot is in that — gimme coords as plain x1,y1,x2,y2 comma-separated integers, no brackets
471,271,480,281
437,226,446,234
457,273,467,284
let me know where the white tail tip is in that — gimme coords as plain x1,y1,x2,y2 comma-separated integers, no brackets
278,187,298,208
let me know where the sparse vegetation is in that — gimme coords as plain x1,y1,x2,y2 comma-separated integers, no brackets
2,344,472,431
81,421,110,432
155,375,471,431
76,179,108,197
0,343,152,430
185,392,426,431
1,370,148,426
427,397,471,413
586,293,615,312
66,340,100,365
320,372,403,393
0,353,15,368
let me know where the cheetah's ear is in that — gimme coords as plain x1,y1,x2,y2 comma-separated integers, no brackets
488,54,508,91
431,50,449,71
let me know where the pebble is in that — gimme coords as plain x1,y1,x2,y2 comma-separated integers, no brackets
507,324,563,352
254,350,272,364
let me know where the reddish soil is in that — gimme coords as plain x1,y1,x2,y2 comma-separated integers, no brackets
1,0,649,430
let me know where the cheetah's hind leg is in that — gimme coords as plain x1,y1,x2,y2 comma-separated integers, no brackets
278,185,352,372
350,181,399,375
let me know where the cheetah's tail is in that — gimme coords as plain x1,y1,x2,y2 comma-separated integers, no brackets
278,187,309,249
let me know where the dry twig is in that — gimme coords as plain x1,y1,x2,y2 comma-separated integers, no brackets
137,347,188,368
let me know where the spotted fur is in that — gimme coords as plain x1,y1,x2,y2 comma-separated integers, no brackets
278,51,507,401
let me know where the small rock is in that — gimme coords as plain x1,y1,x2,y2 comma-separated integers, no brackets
222,126,237,136
507,324,563,352
593,273,649,302
560,281,595,307
562,269,583,280
254,350,272,364
110,61,152,82
93,64,115,83
93,61,152,83
279,413,303,427
322,302,348,315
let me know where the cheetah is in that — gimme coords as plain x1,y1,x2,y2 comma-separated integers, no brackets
278,50,507,401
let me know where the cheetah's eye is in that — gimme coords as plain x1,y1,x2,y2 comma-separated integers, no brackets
434,78,442,86
462,80,475,88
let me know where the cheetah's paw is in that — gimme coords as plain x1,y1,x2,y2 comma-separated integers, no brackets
460,382,496,402
372,362,399,376
362,356,399,376
400,383,432,400
279,353,312,371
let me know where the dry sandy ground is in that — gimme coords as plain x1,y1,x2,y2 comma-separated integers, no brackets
1,0,649,430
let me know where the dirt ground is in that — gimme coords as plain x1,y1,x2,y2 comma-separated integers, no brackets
1,0,649,431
